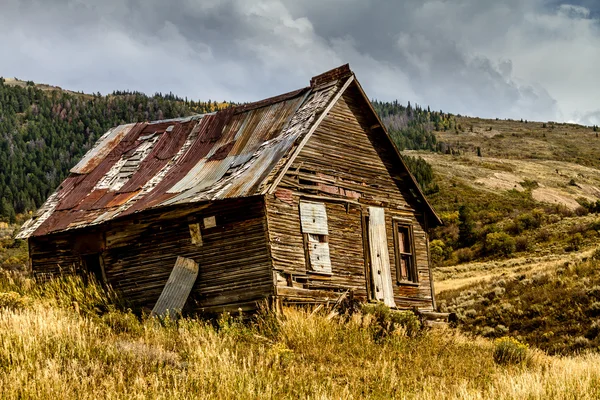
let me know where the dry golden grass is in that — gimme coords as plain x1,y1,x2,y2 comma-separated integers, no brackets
0,274,598,399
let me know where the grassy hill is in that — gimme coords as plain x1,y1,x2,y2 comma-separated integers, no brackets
402,116,600,267
438,252,600,355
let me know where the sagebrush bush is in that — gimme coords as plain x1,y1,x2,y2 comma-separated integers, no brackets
493,336,529,365
585,320,600,339
362,302,421,339
588,302,600,317
536,228,551,242
515,236,530,252
566,233,583,251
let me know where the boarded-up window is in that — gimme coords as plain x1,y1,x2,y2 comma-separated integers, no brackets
203,216,217,229
188,223,202,246
393,221,418,284
299,201,332,274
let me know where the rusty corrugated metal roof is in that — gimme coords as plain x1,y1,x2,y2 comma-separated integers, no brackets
17,80,344,238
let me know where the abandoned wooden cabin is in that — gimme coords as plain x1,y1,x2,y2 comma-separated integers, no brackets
17,64,442,314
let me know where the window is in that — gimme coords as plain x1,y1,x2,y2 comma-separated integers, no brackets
299,201,332,274
393,221,418,284
81,253,107,285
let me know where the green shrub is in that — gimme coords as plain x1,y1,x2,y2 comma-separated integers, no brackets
362,303,421,339
429,240,446,265
515,236,530,252
0,291,30,310
566,233,583,252
484,232,516,256
517,212,543,230
536,228,551,243
455,247,475,263
493,336,529,366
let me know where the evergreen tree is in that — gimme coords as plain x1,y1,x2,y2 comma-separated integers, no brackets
458,205,475,248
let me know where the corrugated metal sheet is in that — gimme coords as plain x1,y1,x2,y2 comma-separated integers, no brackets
17,82,343,238
70,123,136,174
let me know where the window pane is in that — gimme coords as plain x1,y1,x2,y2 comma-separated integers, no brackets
400,255,408,280
398,229,406,253
398,227,411,254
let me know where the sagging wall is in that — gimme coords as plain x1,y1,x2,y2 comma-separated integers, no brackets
29,196,274,313
266,84,434,310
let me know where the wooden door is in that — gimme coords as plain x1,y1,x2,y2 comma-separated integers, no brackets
366,207,396,307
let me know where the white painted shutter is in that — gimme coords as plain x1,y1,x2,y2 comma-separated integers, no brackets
307,234,332,273
299,202,329,235
300,202,332,273
368,207,396,307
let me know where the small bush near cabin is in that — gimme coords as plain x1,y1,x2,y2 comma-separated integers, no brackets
362,303,421,339
493,336,529,366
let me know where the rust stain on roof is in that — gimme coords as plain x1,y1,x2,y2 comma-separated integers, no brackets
17,80,344,238
70,123,136,174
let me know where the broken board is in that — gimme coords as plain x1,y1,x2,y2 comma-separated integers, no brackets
151,256,199,317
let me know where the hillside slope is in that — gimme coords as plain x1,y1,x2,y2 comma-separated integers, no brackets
438,253,600,355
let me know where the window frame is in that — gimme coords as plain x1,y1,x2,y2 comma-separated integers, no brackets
392,219,418,285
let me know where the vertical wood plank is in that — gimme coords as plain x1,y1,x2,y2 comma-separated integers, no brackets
307,235,331,272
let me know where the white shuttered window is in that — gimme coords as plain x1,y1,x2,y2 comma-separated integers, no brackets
299,201,332,274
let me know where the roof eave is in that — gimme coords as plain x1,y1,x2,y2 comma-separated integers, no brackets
350,77,443,227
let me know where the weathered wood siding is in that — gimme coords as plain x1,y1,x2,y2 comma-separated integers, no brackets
267,84,434,310
29,197,273,314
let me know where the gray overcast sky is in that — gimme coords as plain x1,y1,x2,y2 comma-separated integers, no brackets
1,0,599,124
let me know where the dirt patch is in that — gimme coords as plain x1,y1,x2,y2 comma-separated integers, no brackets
475,172,524,192
532,187,581,210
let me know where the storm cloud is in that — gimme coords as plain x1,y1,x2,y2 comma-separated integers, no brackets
1,0,599,123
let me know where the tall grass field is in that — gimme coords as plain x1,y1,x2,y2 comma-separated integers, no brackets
0,273,598,399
